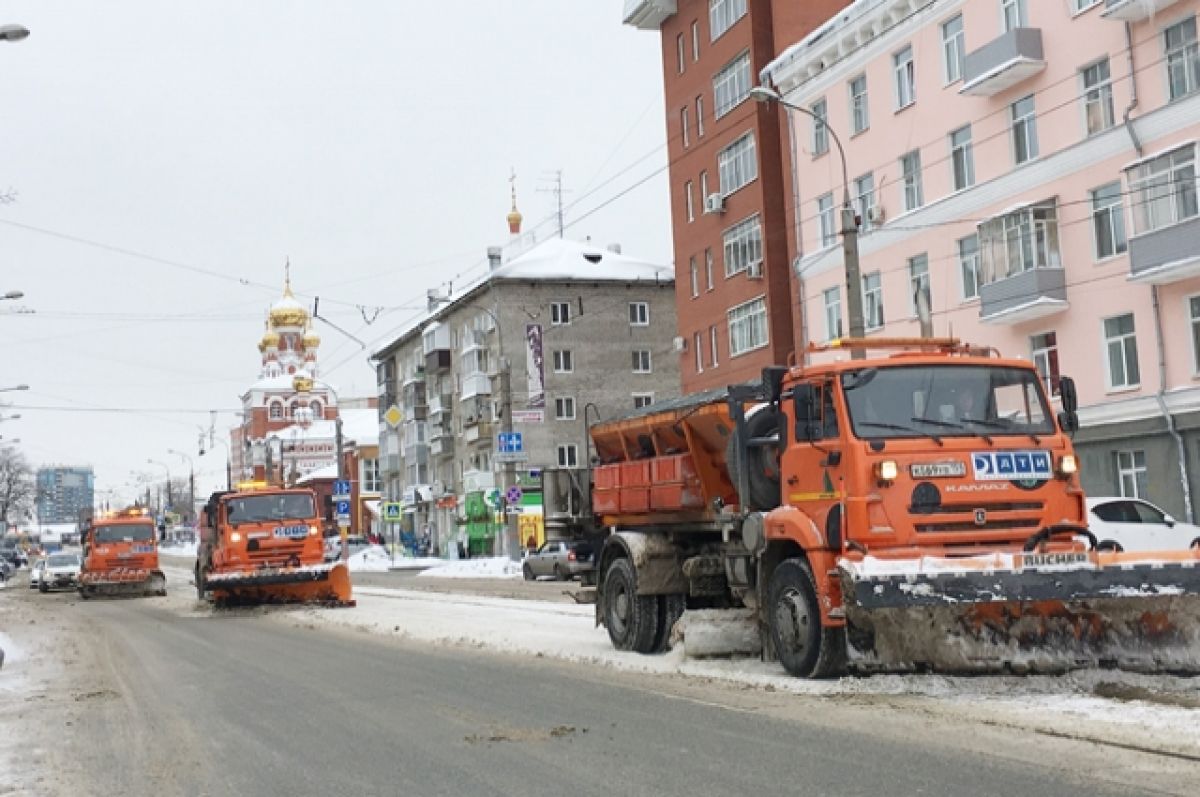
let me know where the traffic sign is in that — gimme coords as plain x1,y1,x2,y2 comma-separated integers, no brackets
333,480,351,499
485,489,502,509
382,502,402,521
497,431,524,453
505,485,523,505
335,499,351,515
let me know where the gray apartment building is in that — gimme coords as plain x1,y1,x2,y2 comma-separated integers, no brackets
35,466,95,524
372,237,680,555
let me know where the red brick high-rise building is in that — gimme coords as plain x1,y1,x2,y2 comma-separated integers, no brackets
623,0,849,391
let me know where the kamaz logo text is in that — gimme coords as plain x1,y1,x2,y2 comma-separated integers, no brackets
944,483,1008,493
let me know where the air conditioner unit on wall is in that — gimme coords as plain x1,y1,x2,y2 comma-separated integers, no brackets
746,262,764,279
866,205,885,225
703,193,725,215
672,335,687,352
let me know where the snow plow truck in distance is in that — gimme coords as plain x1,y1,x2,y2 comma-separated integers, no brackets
540,338,1200,677
79,507,167,598
196,483,353,607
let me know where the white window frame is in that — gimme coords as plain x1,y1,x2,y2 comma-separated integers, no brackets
361,458,381,493
554,396,576,421
629,302,650,326
1030,330,1060,397
894,45,916,110
694,332,704,373
709,0,747,41
900,150,923,212
950,125,975,191
908,254,930,318
811,98,828,156
700,170,709,202
1091,181,1127,261
713,51,752,119
677,33,686,74
1103,313,1141,390
727,296,769,357
696,95,706,137
550,301,571,326
722,214,763,277
690,257,699,298
705,249,715,290
1125,144,1197,235
823,286,843,341
1001,0,1027,33
1082,58,1114,136
709,325,719,368
863,272,884,331
1115,450,1147,498
552,349,574,374
1011,94,1039,165
1071,0,1101,13
1165,17,1200,101
632,349,653,373
557,444,579,468
717,132,757,196
633,393,655,410
849,74,869,134
958,234,980,301
1190,294,1200,375
817,193,836,248
685,180,695,222
942,14,965,85
681,106,690,148
853,173,875,232
692,20,700,62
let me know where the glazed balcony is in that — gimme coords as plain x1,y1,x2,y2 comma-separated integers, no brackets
1102,0,1180,21
623,0,675,30
1127,215,1200,284
960,28,1045,97
979,267,1068,325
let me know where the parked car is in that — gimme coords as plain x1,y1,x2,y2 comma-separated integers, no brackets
0,544,27,569
38,553,82,593
1087,497,1200,553
323,534,371,562
0,557,13,583
523,540,594,581
28,558,45,589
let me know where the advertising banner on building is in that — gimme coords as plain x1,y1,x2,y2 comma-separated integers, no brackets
525,323,545,409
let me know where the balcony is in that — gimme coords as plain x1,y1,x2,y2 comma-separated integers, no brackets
425,348,451,373
401,367,425,388
1102,0,1180,21
430,437,451,457
460,329,488,354
979,268,1068,324
1127,216,1200,284
428,392,454,417
960,28,1045,97
460,372,492,401
464,421,496,444
382,454,401,475
622,0,675,30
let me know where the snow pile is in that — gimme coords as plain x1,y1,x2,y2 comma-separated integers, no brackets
159,540,198,558
389,556,446,571
347,545,392,573
417,557,523,580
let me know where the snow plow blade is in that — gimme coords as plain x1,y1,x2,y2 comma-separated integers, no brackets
839,549,1200,674
79,569,167,598
206,561,355,607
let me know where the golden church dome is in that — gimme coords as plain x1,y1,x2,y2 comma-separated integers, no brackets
269,280,309,328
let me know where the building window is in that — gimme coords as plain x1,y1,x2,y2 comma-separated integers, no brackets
269,402,283,420
694,332,704,373
1166,17,1200,101
681,107,690,148
816,193,837,248
728,296,768,356
1126,144,1197,235
1072,0,1100,12
361,458,381,493
717,132,757,196
632,350,652,373
1091,182,1127,260
557,444,578,468
809,98,829,156
950,125,975,190
1082,59,1114,135
705,248,715,290
677,33,686,74
908,254,931,318
978,202,1060,282
550,301,571,325
692,20,700,61
1115,450,1148,498
633,393,655,410
959,234,980,300
710,325,719,368
942,14,965,84
723,214,763,277
824,286,842,340
696,96,706,136
709,0,747,41
1030,331,1060,396
863,272,884,330
690,257,699,298
1104,313,1140,390
1001,0,1026,32
700,170,709,203
1191,296,1200,373
629,302,649,326
685,180,695,222
900,150,923,211
853,173,876,232
553,350,574,373
714,52,752,119
555,396,576,420
849,74,869,134
1011,95,1039,165
894,45,915,109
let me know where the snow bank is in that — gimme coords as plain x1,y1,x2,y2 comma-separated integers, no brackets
417,557,522,580
347,545,391,573
389,556,446,571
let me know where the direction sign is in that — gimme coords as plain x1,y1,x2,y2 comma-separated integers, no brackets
382,502,403,521
333,480,352,499
497,432,524,453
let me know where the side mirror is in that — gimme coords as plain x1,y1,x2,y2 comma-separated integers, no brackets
762,366,788,404
1059,375,1078,414
793,383,818,442
1164,514,1176,528
1057,411,1079,435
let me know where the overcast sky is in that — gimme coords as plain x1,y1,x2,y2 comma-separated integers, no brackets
1,2,671,509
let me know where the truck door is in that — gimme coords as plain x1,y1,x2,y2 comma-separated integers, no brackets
785,380,845,552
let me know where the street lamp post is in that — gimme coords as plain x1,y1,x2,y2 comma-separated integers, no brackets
198,431,232,489
750,85,866,360
168,449,196,522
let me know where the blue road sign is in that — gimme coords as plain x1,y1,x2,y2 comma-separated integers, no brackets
335,499,351,516
505,485,523,505
382,502,402,521
497,432,524,453
333,479,352,498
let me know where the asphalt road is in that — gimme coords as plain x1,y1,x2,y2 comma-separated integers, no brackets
7,583,1193,797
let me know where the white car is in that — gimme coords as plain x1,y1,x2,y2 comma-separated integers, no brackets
28,558,46,589
37,553,82,593
1087,497,1200,553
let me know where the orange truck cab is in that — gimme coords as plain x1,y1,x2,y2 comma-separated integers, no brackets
79,508,166,598
196,483,353,606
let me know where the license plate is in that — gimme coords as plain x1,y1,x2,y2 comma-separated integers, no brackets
1016,552,1089,569
910,461,966,478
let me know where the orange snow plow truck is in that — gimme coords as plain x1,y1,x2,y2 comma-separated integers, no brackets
196,483,353,607
542,338,1200,677
79,507,167,598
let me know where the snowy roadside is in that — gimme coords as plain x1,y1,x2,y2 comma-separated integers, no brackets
278,584,1200,757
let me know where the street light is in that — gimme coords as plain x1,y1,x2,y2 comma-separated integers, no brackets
0,384,29,393
749,85,866,360
2,291,23,300
198,431,232,489
168,449,196,522
0,24,29,42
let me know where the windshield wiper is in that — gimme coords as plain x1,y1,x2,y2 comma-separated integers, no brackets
962,416,1040,445
857,421,943,446
914,416,992,445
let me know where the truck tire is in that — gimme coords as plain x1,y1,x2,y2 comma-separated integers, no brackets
39,581,48,594
195,566,207,600
726,406,782,511
767,558,847,678
651,594,687,653
603,558,659,653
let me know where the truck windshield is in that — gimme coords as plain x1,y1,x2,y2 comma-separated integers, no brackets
226,494,315,525
841,364,1055,440
94,524,155,543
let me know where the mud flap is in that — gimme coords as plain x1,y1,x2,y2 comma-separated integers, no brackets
840,555,1200,674
207,562,355,607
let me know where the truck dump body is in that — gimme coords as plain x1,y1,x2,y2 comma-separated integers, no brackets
79,514,166,598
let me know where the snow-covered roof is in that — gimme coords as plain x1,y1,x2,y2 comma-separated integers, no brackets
339,408,379,447
297,464,338,484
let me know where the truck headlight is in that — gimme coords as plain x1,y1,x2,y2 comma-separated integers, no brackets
1058,455,1078,477
230,532,242,543
308,525,319,536
875,460,899,483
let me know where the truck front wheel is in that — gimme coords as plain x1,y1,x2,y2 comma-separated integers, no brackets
195,567,207,600
602,558,659,654
767,559,846,678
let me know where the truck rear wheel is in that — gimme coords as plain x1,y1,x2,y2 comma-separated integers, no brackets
603,558,659,653
651,593,687,653
195,566,207,600
767,559,846,678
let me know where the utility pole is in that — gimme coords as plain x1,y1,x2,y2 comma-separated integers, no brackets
498,355,520,561
335,416,347,562
538,170,569,238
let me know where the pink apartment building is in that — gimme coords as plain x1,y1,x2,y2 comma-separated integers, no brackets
763,0,1200,520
